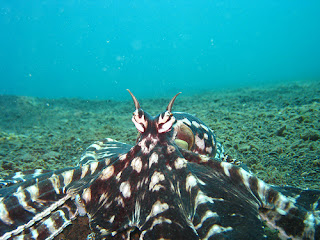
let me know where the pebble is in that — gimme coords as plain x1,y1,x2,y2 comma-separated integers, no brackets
42,151,61,160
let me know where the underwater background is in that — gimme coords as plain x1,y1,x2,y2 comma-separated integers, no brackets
1,0,320,100
1,2,320,239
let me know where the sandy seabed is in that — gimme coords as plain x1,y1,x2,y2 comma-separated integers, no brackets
0,80,319,239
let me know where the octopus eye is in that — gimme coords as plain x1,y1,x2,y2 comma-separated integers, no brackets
165,111,173,118
132,109,148,133
174,123,194,150
158,111,176,133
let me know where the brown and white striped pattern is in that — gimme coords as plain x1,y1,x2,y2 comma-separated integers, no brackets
0,139,130,240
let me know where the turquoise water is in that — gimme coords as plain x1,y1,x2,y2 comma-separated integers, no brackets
1,0,320,100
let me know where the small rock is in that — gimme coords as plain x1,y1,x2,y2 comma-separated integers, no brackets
300,131,320,141
313,159,320,167
275,125,286,137
42,151,61,160
308,142,317,151
2,161,13,170
238,144,251,152
295,116,304,123
18,153,34,163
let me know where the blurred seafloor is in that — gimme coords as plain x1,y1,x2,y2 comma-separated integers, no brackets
1,80,319,188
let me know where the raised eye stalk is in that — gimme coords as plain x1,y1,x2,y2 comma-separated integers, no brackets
127,89,141,110
127,89,181,113
167,92,181,112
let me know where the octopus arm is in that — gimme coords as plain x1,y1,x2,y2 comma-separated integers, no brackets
0,158,116,240
188,159,320,240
